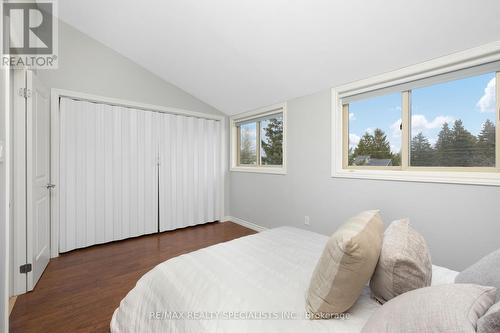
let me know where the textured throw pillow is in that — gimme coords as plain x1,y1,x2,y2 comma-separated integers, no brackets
361,284,497,333
478,301,500,333
306,210,383,317
369,219,432,304
456,248,500,301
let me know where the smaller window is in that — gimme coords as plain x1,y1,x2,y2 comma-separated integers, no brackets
231,104,286,174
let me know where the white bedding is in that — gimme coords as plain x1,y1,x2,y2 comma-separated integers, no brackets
111,227,458,333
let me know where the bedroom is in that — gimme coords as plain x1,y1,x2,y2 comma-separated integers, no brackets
1,0,500,332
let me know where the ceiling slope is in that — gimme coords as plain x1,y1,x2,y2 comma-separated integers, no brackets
58,0,500,114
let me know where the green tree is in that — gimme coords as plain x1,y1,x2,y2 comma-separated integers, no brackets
451,119,477,166
261,118,283,165
352,128,397,165
410,132,435,166
476,119,496,167
435,122,454,166
371,128,392,159
391,151,401,166
353,132,375,157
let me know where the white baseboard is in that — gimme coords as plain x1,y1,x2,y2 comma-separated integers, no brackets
222,216,267,232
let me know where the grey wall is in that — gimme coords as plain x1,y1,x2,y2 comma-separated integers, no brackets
37,18,230,229
229,89,500,271
38,20,223,116
5,18,226,321
38,20,232,215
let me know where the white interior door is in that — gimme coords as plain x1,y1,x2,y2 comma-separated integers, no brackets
26,70,51,290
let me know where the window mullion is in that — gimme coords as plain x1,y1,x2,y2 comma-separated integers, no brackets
342,104,349,169
256,121,261,166
496,72,500,170
401,91,411,170
236,125,241,166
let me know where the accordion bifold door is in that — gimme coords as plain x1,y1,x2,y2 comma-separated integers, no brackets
58,97,222,252
157,113,222,232
59,98,158,252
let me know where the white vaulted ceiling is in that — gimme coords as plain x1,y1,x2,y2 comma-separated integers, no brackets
58,0,500,115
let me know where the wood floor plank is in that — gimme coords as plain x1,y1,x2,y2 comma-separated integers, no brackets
9,221,255,333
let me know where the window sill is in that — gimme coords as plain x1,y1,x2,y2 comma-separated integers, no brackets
230,166,287,175
332,168,500,186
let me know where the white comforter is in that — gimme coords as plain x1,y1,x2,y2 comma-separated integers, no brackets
111,227,458,333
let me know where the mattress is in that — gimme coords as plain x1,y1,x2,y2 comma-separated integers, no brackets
111,226,458,333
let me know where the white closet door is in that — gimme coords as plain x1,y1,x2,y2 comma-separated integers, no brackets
59,98,158,252
158,114,222,232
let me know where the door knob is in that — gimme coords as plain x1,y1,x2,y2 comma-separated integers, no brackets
46,183,56,189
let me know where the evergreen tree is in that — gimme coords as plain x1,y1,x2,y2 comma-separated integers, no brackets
410,132,435,166
476,119,496,167
451,119,477,166
261,118,283,165
371,128,392,159
353,132,375,157
352,128,396,165
435,122,454,166
391,152,401,166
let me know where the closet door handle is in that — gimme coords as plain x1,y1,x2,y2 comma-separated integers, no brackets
46,183,56,189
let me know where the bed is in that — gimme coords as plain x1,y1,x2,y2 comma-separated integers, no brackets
111,227,458,333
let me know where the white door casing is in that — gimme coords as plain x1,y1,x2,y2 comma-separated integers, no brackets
26,70,51,291
13,70,27,295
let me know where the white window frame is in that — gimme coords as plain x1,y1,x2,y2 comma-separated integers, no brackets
230,103,287,174
332,41,500,186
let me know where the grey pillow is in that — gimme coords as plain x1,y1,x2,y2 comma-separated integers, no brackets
370,219,432,304
478,301,500,333
361,284,496,333
456,248,500,301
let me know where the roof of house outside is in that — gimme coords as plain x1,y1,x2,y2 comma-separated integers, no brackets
353,156,393,166
366,158,393,166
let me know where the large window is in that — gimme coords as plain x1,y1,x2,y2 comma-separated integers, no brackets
346,72,497,169
231,104,286,174
333,48,500,185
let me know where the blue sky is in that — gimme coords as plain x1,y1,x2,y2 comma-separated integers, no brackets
349,72,497,153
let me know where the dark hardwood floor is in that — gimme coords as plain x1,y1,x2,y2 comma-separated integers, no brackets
9,221,255,333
